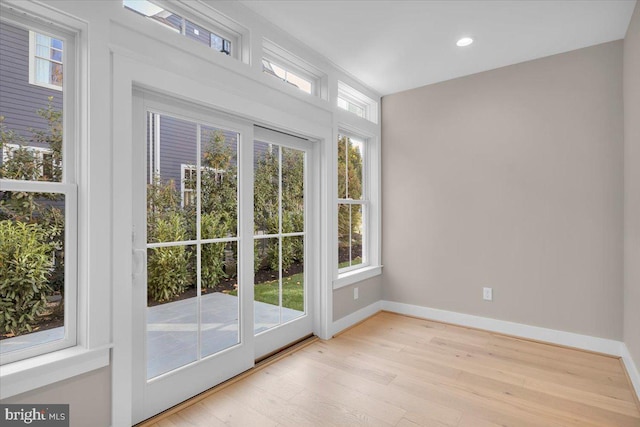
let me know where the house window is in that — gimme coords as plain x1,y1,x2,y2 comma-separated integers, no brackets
337,133,367,271
180,164,225,208
337,81,378,124
29,31,63,90
1,19,76,365
2,144,59,181
262,39,324,97
181,165,197,207
262,58,313,95
123,0,234,56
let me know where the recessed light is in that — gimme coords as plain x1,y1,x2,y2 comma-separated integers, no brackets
456,37,474,47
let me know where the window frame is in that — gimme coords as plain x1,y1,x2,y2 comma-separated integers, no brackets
0,17,77,366
28,30,64,91
0,2,108,401
337,81,379,124
336,131,369,274
262,38,324,98
123,0,242,60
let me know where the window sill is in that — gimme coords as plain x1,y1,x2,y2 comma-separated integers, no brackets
333,265,383,290
0,345,111,399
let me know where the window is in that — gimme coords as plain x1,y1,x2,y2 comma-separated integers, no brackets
2,144,59,181
262,58,313,95
262,39,324,97
180,164,225,208
337,81,378,124
29,31,63,90
124,0,233,56
337,133,366,271
0,19,76,364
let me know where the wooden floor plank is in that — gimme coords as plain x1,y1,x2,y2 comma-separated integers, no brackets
138,312,640,427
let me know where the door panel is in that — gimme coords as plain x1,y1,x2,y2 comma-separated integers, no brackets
132,93,253,424
253,127,314,359
132,93,316,423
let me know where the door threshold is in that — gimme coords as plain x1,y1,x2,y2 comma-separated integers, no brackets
135,334,318,427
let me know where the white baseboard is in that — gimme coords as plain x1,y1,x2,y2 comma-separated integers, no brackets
331,301,382,337
381,301,623,356
382,300,640,402
330,300,640,403
621,344,640,402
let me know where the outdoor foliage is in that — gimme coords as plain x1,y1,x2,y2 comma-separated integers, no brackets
0,97,64,336
146,130,238,301
0,221,57,335
337,135,364,261
147,213,192,302
254,147,304,272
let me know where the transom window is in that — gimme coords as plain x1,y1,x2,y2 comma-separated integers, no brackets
337,81,378,124
124,0,232,56
29,31,63,90
262,58,313,95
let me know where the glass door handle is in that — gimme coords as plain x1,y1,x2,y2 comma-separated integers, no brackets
132,248,146,280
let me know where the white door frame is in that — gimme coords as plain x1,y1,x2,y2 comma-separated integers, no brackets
111,52,333,425
253,126,318,359
131,91,255,423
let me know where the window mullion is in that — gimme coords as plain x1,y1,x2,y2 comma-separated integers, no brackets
196,123,202,361
278,147,283,324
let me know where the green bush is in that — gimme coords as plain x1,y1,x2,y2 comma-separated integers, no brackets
0,220,56,336
147,213,192,302
201,213,228,290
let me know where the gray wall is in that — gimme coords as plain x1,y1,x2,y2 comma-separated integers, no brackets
333,276,382,321
381,41,624,340
2,366,111,427
624,3,640,369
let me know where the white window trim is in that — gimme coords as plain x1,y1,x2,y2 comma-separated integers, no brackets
262,57,314,95
123,0,244,61
262,38,325,98
28,30,63,91
337,132,368,272
337,81,379,124
0,2,110,398
333,127,382,289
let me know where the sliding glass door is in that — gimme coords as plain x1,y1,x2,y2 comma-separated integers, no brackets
131,93,316,423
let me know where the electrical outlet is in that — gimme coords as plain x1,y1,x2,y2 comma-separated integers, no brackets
354,287,359,300
483,287,493,301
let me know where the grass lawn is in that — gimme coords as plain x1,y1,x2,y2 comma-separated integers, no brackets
231,257,363,312
338,257,362,269
230,272,304,312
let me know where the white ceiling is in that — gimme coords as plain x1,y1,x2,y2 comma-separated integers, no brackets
240,0,637,96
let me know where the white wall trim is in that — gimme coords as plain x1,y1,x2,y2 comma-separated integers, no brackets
621,344,640,402
382,301,623,355
381,300,640,403
0,346,110,400
331,301,382,337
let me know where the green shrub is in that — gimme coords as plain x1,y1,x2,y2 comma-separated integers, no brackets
0,220,56,336
147,213,192,302
201,213,228,290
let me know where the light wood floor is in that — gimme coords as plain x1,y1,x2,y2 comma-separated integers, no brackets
143,311,640,427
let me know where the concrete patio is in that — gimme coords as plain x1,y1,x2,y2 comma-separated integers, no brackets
0,292,303,380
146,292,303,378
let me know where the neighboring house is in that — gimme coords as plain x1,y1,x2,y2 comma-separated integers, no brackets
147,113,239,206
0,20,63,168
0,19,241,202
